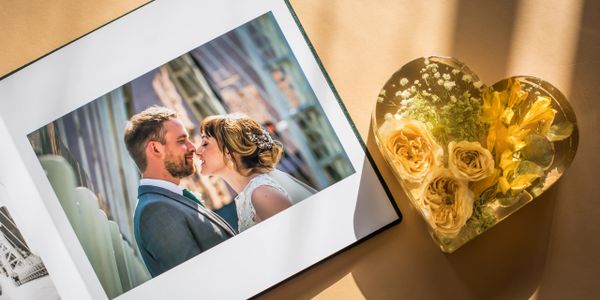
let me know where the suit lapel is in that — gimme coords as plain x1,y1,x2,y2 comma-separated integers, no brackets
197,205,236,236
203,207,236,235
138,185,236,236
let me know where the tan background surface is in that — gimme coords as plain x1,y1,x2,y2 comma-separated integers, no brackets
1,0,599,299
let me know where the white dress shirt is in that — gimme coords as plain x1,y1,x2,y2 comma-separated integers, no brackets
140,178,183,196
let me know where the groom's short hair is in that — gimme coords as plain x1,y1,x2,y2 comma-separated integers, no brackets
124,106,177,172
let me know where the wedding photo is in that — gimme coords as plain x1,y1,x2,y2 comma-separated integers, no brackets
26,12,354,299
0,200,60,300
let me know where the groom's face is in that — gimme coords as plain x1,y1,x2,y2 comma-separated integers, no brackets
161,119,196,178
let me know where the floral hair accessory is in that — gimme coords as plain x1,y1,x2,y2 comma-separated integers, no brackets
245,128,273,150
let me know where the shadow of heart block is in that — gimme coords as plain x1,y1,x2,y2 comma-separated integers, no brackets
373,56,578,253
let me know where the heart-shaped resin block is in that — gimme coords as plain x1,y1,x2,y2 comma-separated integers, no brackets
373,56,578,253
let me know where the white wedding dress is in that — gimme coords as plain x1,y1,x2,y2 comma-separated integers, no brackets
235,170,317,232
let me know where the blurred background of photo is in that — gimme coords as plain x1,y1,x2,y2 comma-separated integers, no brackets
27,12,353,298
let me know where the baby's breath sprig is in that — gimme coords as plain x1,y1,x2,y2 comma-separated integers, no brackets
394,60,486,146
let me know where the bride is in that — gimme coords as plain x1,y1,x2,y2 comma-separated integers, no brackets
196,114,315,232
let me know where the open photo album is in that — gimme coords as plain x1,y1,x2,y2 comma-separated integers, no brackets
0,0,401,299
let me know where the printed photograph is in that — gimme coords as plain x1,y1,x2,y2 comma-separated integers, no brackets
0,204,60,300
27,12,354,298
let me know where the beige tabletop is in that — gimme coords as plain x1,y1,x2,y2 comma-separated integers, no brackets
1,0,598,299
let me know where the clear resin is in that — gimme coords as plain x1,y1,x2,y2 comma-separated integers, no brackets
373,56,578,252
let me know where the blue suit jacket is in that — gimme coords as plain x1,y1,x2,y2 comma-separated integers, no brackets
133,185,235,277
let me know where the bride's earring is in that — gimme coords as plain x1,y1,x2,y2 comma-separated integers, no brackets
225,151,235,169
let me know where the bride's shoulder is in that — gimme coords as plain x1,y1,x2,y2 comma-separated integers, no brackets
249,181,292,214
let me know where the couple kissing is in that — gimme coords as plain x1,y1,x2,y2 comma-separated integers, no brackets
123,106,314,277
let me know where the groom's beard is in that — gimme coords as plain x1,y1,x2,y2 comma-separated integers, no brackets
164,152,195,178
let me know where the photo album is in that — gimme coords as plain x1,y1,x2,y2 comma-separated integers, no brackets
0,0,401,299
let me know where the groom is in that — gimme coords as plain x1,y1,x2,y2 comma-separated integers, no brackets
124,106,235,277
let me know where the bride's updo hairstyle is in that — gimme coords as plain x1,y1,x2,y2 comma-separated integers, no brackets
201,114,283,176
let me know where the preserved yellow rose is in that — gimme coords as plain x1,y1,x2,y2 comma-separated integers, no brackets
448,141,495,181
421,168,474,239
381,119,443,182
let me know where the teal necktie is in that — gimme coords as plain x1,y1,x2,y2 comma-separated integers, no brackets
183,189,205,207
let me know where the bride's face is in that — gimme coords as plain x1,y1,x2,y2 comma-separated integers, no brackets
196,135,228,176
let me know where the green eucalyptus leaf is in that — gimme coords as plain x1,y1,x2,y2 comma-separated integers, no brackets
497,190,533,207
547,122,574,142
478,187,497,204
515,160,545,177
497,195,520,206
520,135,555,168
